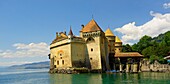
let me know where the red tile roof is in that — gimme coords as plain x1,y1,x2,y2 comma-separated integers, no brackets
81,19,103,32
115,52,143,58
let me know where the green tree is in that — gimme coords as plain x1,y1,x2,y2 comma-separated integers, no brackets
122,44,132,52
150,55,159,64
132,35,152,53
132,43,138,52
131,31,170,64
141,46,155,58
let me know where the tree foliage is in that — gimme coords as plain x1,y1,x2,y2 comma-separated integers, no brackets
122,44,132,52
122,31,170,64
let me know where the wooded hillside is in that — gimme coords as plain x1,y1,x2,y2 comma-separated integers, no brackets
122,31,170,63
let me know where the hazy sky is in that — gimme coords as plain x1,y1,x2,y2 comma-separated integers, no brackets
0,0,170,66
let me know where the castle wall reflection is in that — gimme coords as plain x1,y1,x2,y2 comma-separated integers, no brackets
49,72,170,84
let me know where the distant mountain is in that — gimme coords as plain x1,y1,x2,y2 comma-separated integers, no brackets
9,61,50,69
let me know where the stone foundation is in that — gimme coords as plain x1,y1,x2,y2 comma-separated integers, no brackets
49,68,104,74
141,60,170,72
49,67,90,74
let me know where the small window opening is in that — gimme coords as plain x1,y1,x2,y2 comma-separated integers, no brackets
60,54,62,56
90,58,92,60
48,54,50,59
62,60,64,65
91,48,93,52
57,61,59,65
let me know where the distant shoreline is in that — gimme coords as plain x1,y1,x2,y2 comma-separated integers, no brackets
7,61,50,69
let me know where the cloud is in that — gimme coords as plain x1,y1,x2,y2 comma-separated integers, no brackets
0,42,50,58
115,11,170,44
163,2,170,9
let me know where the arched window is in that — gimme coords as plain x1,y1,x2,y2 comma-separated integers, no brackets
86,37,95,43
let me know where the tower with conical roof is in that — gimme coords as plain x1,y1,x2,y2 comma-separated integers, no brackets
68,28,73,36
80,19,108,71
115,36,122,53
105,28,115,53
105,28,116,70
68,27,74,41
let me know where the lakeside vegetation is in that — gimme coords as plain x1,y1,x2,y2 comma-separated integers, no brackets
122,31,170,64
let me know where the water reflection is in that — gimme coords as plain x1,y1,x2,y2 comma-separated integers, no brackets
101,73,140,84
49,74,72,84
49,72,170,84
142,72,170,80
49,73,102,84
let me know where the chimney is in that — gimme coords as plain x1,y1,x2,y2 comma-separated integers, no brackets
56,32,59,38
81,24,84,28
64,31,66,35
59,32,63,35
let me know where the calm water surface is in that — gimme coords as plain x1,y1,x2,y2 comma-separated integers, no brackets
0,68,170,84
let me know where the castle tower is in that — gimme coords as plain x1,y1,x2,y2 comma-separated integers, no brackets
105,28,115,53
105,28,115,70
80,19,108,71
115,36,122,53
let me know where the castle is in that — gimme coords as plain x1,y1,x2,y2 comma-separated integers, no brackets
49,19,143,73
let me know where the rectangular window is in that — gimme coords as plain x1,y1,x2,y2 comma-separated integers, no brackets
62,60,64,65
54,65,56,68
57,61,59,65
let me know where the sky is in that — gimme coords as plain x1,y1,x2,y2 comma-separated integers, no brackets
0,0,170,66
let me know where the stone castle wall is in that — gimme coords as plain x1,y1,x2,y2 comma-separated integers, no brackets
71,42,86,67
141,60,170,72
50,41,72,68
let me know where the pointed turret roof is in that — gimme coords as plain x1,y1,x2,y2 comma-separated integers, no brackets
115,36,122,42
81,19,103,32
68,28,73,36
105,28,115,36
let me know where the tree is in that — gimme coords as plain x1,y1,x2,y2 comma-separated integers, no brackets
112,31,170,64
131,31,170,64
150,55,159,64
141,46,155,58
132,43,138,52
122,44,132,52
132,35,152,53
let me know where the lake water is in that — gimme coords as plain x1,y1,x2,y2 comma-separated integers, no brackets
0,68,170,84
